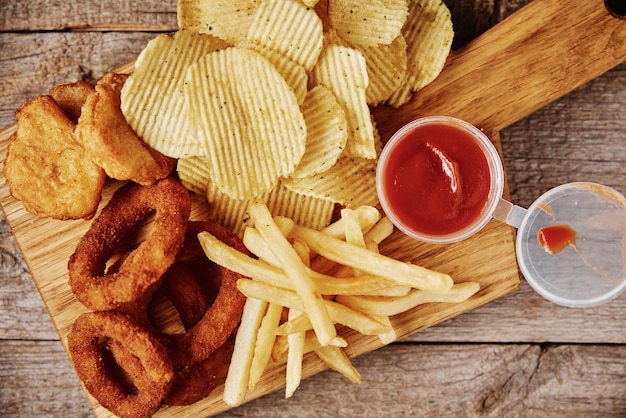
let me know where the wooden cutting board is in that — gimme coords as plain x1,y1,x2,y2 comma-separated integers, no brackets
0,0,624,416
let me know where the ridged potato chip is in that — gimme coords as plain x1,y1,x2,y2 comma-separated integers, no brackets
292,85,348,178
246,0,324,71
282,155,379,209
328,0,408,46
206,179,335,237
387,0,454,107
121,30,229,158
241,42,308,105
325,29,408,106
186,47,306,199
310,44,375,160
177,155,211,196
177,0,259,46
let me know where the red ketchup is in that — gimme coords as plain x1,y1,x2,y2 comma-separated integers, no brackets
537,224,577,254
378,118,498,242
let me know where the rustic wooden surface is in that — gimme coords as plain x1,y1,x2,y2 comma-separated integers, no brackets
1,1,625,417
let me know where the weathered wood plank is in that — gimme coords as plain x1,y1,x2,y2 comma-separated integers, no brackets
0,32,157,126
1,0,625,416
501,62,626,207
0,0,178,31
0,340,92,417
3,341,626,418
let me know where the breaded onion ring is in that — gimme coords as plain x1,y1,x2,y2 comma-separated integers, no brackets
67,311,174,418
162,220,248,370
164,342,232,406
68,177,191,311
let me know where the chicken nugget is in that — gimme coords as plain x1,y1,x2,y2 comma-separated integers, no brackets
3,95,106,220
76,72,176,186
49,81,95,123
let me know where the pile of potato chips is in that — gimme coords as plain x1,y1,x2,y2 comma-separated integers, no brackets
120,0,454,236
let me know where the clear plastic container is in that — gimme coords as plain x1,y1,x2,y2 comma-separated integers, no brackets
377,116,626,307
376,116,504,244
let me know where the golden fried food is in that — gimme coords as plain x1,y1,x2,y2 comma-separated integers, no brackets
49,80,95,123
162,220,248,370
67,178,191,311
67,311,174,418
76,72,176,186
3,95,105,220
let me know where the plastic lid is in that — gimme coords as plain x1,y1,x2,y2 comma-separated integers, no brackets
516,182,626,308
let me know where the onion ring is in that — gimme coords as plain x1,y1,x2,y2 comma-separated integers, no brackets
162,220,248,370
68,177,191,311
109,220,247,405
67,311,174,418
164,341,232,406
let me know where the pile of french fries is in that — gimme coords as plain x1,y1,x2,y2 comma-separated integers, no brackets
197,203,479,405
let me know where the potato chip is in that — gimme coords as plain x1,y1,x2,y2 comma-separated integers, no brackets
185,47,306,199
282,155,379,209
177,0,259,46
310,44,375,159
121,30,229,158
387,0,454,107
246,0,324,71
325,29,408,106
206,178,335,237
328,0,408,46
177,155,211,195
291,85,348,178
240,42,308,104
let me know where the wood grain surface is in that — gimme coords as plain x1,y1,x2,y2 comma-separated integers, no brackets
1,1,625,417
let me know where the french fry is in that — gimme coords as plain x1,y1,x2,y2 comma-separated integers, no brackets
355,284,412,297
373,314,397,345
288,223,454,293
285,308,306,398
363,216,395,244
247,203,337,346
336,282,481,316
237,279,391,336
341,208,367,248
223,297,268,407
320,205,380,239
248,302,283,390
199,231,413,295
272,329,327,364
276,313,313,336
314,345,361,384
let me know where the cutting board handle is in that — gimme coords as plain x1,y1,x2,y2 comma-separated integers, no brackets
374,0,626,139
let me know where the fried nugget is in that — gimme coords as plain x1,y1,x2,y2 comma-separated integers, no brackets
3,95,106,220
76,72,176,186
49,81,95,123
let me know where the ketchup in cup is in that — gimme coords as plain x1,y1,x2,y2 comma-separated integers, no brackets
377,116,504,244
377,117,626,308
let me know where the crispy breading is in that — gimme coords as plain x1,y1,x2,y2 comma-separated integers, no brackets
3,95,105,220
76,72,176,186
49,80,95,123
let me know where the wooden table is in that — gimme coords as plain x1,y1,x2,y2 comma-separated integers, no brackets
1,1,625,416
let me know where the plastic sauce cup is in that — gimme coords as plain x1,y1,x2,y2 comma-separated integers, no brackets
377,116,626,308
376,116,504,244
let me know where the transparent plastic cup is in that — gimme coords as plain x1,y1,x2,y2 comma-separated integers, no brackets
376,116,504,244
377,116,626,307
